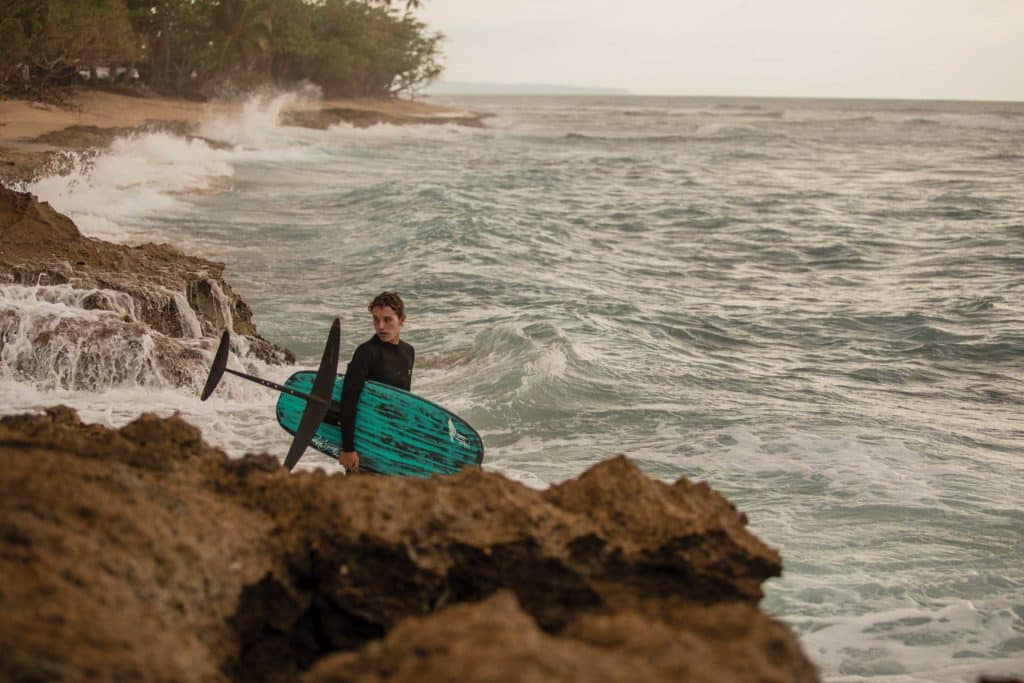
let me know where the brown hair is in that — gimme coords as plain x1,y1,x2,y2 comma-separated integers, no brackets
368,291,405,320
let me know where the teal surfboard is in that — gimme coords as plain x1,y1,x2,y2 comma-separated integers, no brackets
275,371,485,477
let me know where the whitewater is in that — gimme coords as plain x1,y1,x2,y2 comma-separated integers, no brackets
1,92,1022,682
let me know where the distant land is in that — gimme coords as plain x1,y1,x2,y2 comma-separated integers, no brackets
423,81,631,95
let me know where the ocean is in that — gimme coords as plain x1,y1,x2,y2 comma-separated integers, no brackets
2,93,1022,681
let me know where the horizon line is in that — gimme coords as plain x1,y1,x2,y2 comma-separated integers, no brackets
425,82,1024,105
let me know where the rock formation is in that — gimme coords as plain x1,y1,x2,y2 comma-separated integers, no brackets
0,186,291,389
0,407,819,683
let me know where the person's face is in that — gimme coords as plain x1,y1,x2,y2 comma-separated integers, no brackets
372,305,404,344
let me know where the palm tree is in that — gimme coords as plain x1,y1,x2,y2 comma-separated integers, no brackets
211,0,272,76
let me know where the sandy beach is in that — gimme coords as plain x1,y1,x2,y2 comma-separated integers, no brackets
0,89,464,183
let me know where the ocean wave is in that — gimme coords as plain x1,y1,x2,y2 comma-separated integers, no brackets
695,122,777,138
781,112,879,124
13,90,489,246
20,133,234,243
323,120,482,142
700,109,785,119
561,123,781,144
710,102,766,111
972,152,1024,162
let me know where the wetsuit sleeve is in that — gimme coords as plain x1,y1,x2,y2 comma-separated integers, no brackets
339,344,372,453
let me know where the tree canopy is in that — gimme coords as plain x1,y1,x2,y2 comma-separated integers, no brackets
0,0,443,99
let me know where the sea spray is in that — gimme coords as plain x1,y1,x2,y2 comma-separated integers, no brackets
198,86,325,148
18,90,339,246
18,134,233,244
0,277,296,468
2,283,191,390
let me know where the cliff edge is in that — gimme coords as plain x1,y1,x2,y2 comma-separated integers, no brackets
0,407,818,683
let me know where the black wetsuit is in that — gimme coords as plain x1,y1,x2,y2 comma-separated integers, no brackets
338,335,415,453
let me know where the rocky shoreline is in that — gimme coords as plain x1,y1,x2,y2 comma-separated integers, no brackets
0,90,489,390
0,185,290,390
0,90,489,186
0,406,819,683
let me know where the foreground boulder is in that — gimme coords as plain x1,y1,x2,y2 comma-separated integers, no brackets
0,408,818,682
303,592,815,683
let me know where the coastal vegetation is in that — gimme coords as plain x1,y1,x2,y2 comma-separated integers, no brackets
0,0,442,101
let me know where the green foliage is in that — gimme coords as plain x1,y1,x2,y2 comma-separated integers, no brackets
1,0,138,97
211,0,272,75
301,0,441,96
123,0,218,94
2,0,444,99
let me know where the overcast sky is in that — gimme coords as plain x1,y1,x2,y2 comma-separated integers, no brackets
416,0,1024,101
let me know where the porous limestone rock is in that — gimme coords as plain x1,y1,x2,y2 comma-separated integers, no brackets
0,408,818,683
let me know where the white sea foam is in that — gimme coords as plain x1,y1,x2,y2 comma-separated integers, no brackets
797,600,1024,682
0,377,291,460
22,133,234,243
0,281,299,461
2,284,232,391
14,90,325,245
324,120,480,144
691,427,973,510
694,122,770,137
0,280,282,391
198,88,324,149
12,90,488,246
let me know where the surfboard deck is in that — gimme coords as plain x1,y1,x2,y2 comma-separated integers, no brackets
276,371,484,477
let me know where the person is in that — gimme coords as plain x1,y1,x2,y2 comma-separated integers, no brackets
338,291,414,472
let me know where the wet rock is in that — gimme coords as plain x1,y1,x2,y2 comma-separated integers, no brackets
0,307,209,390
0,185,293,374
0,147,57,185
30,121,230,153
302,592,819,683
0,410,820,683
0,182,81,243
0,409,259,683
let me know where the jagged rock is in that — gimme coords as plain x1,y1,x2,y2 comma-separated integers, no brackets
302,592,819,683
0,308,207,389
0,185,293,369
0,182,81,243
0,147,58,185
0,409,819,683
30,122,230,152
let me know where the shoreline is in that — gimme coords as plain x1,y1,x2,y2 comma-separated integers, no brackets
0,88,484,184
0,85,489,384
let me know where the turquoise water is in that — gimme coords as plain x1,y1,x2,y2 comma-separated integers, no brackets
6,94,1023,681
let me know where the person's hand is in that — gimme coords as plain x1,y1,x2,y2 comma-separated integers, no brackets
340,450,359,472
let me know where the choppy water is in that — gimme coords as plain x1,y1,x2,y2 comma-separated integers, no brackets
3,93,1023,681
